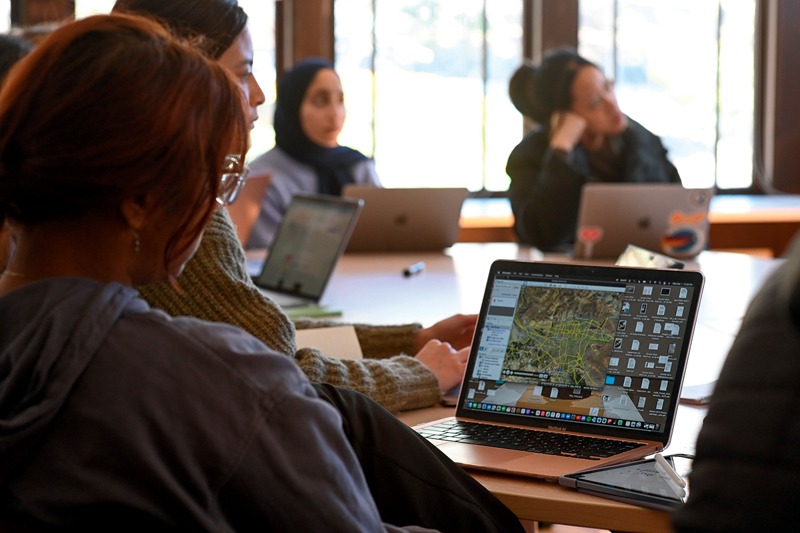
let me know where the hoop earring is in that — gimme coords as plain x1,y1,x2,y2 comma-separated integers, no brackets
132,229,141,253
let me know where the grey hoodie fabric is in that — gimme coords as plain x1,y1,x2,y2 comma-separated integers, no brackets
0,277,421,532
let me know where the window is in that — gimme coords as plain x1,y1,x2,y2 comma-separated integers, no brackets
74,0,113,17
580,0,755,190
334,0,755,192
334,0,523,191
0,2,10,32
4,1,762,192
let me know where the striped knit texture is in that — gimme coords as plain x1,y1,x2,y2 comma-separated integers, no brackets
139,208,440,412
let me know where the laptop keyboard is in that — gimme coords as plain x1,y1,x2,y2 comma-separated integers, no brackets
416,419,645,460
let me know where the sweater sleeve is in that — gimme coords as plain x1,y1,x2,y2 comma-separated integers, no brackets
139,208,440,412
295,347,440,412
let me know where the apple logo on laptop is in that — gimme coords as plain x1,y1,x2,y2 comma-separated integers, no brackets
636,216,652,230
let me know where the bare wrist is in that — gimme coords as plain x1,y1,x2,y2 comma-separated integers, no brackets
414,327,430,353
549,138,574,152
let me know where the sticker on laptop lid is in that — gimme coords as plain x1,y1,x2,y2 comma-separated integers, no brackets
578,226,604,244
577,225,604,258
661,211,708,258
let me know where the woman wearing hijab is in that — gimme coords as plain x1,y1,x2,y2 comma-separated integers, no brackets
245,58,380,249
506,47,681,251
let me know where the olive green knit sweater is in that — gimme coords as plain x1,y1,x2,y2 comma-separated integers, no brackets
139,208,441,412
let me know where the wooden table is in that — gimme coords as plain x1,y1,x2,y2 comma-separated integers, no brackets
320,244,782,532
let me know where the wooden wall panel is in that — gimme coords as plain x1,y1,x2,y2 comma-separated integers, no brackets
759,0,800,193
275,0,334,79
11,0,73,26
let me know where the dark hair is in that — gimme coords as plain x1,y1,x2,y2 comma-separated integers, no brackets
509,47,595,124
508,60,537,119
0,14,248,271
0,33,32,85
112,0,247,59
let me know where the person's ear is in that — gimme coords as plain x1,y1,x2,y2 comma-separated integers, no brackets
120,194,155,232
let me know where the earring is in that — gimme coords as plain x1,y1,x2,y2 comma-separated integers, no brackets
132,229,141,253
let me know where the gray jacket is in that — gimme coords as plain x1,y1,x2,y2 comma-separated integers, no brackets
0,278,423,532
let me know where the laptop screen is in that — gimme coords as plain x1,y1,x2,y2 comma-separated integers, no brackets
458,260,704,441
253,194,362,300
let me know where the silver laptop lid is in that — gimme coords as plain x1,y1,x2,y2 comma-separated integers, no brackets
574,184,713,260
342,186,468,252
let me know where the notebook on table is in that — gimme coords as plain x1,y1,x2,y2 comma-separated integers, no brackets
251,194,363,312
342,185,468,252
414,259,704,480
574,183,714,260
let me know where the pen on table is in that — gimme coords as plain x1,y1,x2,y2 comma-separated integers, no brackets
403,261,426,277
654,453,686,488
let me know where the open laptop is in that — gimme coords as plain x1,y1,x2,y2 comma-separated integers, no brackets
574,184,714,260
415,259,704,480
342,185,468,252
252,194,363,309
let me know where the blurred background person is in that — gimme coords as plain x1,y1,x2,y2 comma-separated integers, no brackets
506,47,681,251
242,57,380,249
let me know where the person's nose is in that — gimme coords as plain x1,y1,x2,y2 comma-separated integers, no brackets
602,92,619,112
249,74,266,109
331,102,345,123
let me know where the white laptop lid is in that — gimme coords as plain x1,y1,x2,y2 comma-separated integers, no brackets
416,259,704,480
342,185,468,252
252,194,363,307
574,184,714,260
